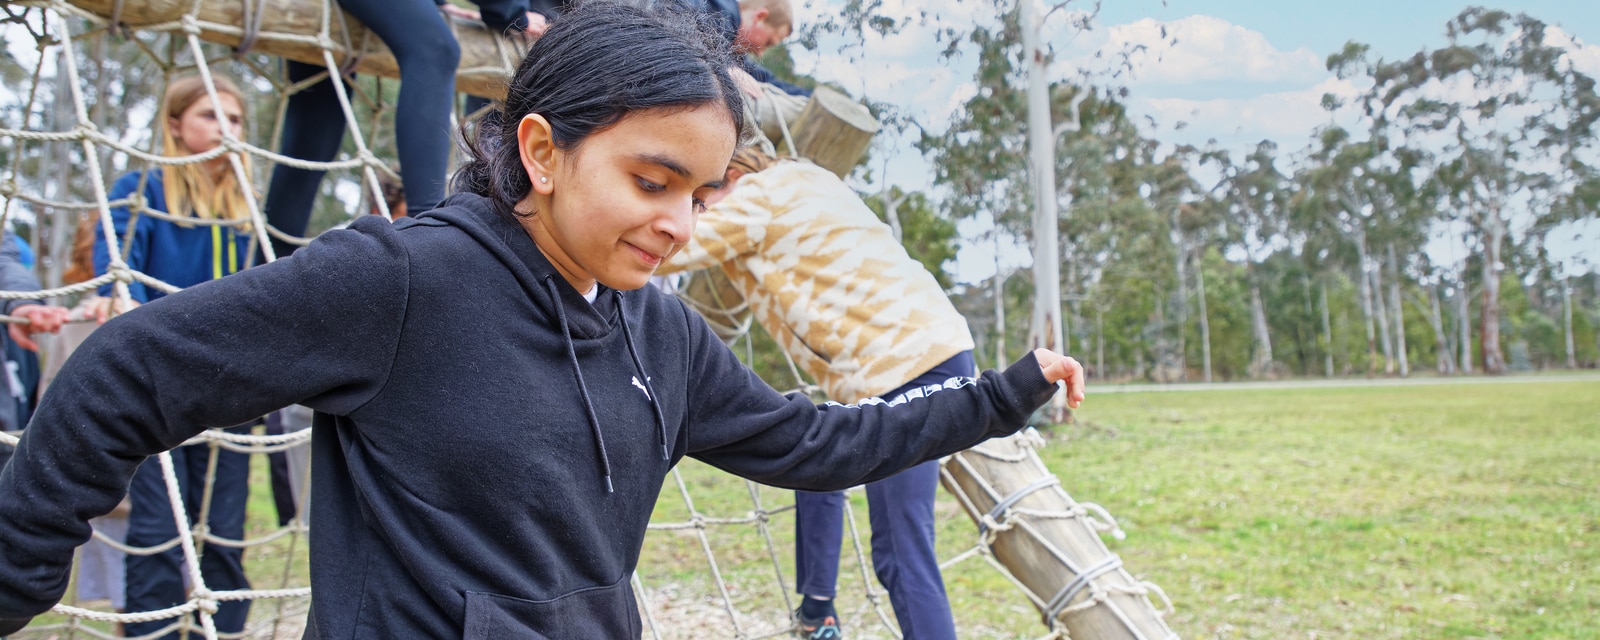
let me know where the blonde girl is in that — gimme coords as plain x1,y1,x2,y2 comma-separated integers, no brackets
89,73,258,639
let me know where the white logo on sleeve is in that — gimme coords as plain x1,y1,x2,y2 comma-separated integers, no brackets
631,375,651,400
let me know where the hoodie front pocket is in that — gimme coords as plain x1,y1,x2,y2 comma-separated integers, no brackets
463,576,639,639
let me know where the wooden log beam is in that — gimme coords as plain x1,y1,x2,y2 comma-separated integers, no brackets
782,86,877,178
63,0,524,100
941,434,1179,638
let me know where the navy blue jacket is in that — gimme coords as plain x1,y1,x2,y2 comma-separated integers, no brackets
0,193,1055,637
434,0,535,34
95,170,255,303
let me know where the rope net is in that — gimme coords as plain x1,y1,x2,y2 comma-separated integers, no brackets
0,2,1173,639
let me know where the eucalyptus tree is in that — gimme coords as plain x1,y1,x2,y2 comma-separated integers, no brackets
1144,145,1205,380
1360,8,1600,373
1293,126,1390,373
922,2,1116,380
1203,141,1289,378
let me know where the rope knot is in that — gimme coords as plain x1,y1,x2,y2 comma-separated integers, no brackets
180,14,202,35
189,588,220,614
110,267,135,283
0,180,17,198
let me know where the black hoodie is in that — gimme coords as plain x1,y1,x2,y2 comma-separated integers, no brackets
0,193,1058,638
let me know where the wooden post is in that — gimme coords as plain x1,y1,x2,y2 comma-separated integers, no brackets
65,0,526,100
784,87,878,178
941,434,1178,638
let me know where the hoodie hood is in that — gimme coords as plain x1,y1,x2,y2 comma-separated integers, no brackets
419,192,617,341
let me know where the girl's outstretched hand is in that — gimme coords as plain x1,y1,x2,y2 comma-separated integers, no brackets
1033,348,1086,409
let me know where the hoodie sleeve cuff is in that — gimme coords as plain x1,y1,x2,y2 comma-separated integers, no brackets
995,352,1060,426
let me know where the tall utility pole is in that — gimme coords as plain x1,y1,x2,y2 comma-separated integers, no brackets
1020,0,1065,361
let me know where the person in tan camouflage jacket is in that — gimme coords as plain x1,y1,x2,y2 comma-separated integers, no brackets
660,149,973,639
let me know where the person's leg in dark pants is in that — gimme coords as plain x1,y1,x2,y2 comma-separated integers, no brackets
124,447,194,640
193,426,253,634
865,460,955,639
336,0,460,215
262,60,347,259
794,489,846,600
862,350,972,638
264,410,296,526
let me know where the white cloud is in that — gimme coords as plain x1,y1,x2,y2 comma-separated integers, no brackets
1088,15,1327,87
1137,75,1360,144
1548,26,1600,78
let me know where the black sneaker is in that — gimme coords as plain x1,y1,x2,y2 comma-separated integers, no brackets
795,609,842,640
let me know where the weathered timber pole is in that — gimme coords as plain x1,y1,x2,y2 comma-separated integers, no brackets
65,0,526,100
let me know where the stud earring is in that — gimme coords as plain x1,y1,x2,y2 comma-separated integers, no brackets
539,176,549,184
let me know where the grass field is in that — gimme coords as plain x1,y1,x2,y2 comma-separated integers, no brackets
636,378,1600,639
17,378,1598,639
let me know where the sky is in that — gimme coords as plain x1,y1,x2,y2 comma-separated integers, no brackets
780,0,1600,284
3,2,1595,284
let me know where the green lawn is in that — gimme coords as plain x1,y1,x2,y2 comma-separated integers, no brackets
1052,381,1600,639
17,379,1598,639
637,379,1600,638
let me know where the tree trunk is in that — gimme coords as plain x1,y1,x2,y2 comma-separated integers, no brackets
1067,258,1084,357
1564,278,1577,369
1387,244,1409,377
90,32,112,188
1457,275,1474,374
1196,256,1213,383
1154,293,1169,381
879,174,905,243
1020,0,1068,416
1356,241,1378,376
1481,208,1506,374
1020,0,1063,358
1371,265,1395,375
1171,215,1188,381
1095,307,1105,381
992,235,1004,368
1300,273,1315,376
1246,263,1273,378
1428,282,1453,374
44,49,76,295
1320,282,1334,377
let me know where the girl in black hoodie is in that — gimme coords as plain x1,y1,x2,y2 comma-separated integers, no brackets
0,3,1085,637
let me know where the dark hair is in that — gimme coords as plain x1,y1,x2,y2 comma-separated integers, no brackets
453,0,746,219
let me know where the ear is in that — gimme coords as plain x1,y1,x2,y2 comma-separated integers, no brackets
517,113,559,195
751,7,770,24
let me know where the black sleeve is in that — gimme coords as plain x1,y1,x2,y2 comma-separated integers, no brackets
471,0,532,34
742,58,814,97
683,307,1056,491
525,0,566,19
0,217,411,632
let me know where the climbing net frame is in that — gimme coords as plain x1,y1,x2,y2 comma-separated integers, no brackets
0,2,429,638
0,2,1173,639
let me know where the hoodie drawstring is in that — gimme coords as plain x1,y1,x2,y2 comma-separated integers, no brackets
615,291,671,462
545,277,615,493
